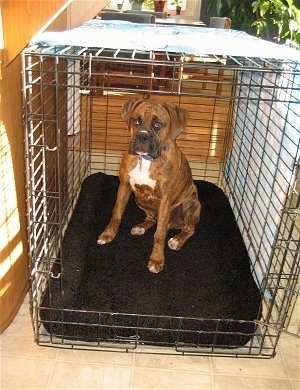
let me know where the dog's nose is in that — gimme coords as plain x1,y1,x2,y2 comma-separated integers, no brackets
137,131,150,143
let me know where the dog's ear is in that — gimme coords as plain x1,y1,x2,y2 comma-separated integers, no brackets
122,99,143,128
163,103,189,140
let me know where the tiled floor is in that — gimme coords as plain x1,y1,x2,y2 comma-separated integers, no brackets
1,295,299,390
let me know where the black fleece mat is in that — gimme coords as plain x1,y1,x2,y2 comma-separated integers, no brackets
40,173,261,348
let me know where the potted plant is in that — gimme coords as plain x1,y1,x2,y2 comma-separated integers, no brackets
170,0,183,15
153,0,166,12
129,0,145,11
117,1,125,10
252,0,300,48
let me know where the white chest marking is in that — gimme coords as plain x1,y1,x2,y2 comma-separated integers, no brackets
129,158,156,190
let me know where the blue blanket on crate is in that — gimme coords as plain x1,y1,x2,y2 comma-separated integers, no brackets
29,19,300,60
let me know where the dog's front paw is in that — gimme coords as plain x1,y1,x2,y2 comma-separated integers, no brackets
148,258,164,273
97,233,114,245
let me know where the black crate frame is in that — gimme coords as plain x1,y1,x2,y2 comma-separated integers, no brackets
22,46,300,357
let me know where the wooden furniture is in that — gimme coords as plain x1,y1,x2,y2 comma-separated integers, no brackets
156,17,205,26
175,17,232,96
100,11,155,23
124,10,167,18
99,10,205,27
94,12,159,93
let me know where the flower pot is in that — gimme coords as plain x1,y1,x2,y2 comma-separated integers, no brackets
176,5,181,15
154,0,166,12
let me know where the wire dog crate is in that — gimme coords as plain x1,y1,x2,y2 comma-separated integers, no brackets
22,40,300,358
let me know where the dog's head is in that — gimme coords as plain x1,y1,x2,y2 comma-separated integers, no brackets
122,99,189,159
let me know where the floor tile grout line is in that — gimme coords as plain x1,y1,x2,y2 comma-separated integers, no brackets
279,336,298,382
45,355,59,390
208,357,216,390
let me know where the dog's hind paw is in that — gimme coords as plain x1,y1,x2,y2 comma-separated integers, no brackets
168,237,181,250
148,259,164,273
131,226,146,235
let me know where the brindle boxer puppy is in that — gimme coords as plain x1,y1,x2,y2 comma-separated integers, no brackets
97,99,201,273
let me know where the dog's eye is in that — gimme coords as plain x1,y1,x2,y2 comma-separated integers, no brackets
152,120,163,131
131,117,141,127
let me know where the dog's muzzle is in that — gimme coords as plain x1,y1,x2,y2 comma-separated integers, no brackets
130,129,161,159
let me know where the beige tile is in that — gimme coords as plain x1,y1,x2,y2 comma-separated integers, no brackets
1,356,53,390
2,294,299,390
0,295,56,359
211,351,288,378
134,352,210,372
0,308,57,359
56,347,133,365
47,361,132,390
132,368,212,390
213,375,292,390
1,331,58,359
1,298,32,339
291,380,300,390
279,333,300,380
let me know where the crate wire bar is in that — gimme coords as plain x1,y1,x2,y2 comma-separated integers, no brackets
22,43,300,357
